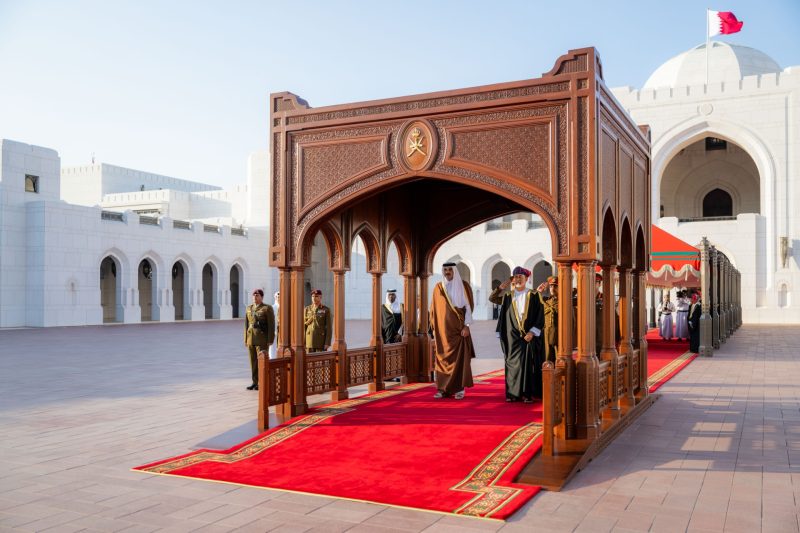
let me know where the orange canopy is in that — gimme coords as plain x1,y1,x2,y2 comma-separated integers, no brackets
648,225,700,287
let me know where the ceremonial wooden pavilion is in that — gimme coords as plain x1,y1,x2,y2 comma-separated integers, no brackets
258,48,655,488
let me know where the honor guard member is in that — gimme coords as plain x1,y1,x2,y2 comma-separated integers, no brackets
244,289,275,390
537,275,559,362
304,289,332,353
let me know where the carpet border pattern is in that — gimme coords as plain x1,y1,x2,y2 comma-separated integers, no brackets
452,422,543,518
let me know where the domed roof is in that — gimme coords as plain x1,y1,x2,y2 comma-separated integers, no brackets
643,42,782,89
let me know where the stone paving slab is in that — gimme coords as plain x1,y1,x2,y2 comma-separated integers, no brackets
1,321,798,531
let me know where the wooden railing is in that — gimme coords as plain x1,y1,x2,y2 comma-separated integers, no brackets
616,353,628,398
598,360,611,410
383,342,407,380
346,347,375,387
306,351,337,395
257,354,291,432
257,343,410,431
631,349,640,393
542,361,566,456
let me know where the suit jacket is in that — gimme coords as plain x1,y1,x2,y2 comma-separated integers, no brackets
244,303,275,347
304,304,332,350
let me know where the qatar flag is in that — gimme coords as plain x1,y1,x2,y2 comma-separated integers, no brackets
708,10,744,37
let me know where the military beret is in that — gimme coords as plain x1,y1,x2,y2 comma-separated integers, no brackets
311,289,322,296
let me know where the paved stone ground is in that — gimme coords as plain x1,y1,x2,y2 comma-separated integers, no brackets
1,322,798,532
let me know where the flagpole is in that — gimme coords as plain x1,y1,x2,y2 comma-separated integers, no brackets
706,8,710,86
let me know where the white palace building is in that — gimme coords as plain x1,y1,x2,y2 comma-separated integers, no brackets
1,42,798,327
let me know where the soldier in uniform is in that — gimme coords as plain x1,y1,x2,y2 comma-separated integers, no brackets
304,289,332,353
244,289,275,390
537,275,558,362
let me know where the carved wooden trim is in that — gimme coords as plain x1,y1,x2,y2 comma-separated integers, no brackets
297,135,391,218
444,116,558,206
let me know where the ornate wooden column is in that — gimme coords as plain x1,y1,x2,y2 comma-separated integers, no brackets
636,270,649,399
418,273,432,382
331,269,348,401
276,267,292,417
369,272,384,392
599,264,619,414
556,261,575,439
712,254,728,340
618,267,634,406
402,274,417,382
648,287,657,328
736,270,742,328
698,238,713,357
726,259,734,337
711,247,720,349
290,268,308,415
576,261,600,439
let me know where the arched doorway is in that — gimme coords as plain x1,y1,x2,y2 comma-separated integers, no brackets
202,263,217,319
138,259,155,321
100,256,120,323
702,188,733,217
230,265,243,319
172,261,187,320
532,260,552,288
659,136,759,220
490,261,511,319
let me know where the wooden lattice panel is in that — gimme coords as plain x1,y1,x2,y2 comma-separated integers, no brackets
305,353,336,395
347,348,374,387
383,343,406,379
598,361,610,409
631,349,640,390
268,358,290,406
617,354,627,396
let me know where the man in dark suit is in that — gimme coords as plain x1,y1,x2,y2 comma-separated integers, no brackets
688,291,702,353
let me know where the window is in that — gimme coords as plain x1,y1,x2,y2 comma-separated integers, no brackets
702,188,733,217
705,137,727,151
24,174,39,193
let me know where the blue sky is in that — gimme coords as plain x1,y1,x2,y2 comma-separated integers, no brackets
1,0,797,188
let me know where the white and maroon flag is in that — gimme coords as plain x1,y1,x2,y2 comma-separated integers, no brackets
707,10,744,37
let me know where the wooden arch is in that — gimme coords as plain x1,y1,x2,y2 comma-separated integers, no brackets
263,48,653,487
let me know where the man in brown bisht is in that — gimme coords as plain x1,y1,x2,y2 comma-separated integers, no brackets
430,262,475,400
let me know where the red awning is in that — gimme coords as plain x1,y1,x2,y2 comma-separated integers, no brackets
648,225,700,287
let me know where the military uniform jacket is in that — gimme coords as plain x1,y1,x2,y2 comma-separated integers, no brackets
539,292,558,346
304,304,332,350
244,303,275,347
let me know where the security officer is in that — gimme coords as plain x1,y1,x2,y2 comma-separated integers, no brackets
244,289,275,390
537,275,559,362
304,289,332,353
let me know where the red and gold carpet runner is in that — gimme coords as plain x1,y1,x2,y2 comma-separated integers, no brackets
135,338,694,520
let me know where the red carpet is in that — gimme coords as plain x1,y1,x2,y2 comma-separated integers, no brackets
136,371,543,520
646,328,696,392
136,341,696,520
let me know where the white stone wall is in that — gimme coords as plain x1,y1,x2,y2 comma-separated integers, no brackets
1,140,278,328
612,65,800,324
61,163,220,206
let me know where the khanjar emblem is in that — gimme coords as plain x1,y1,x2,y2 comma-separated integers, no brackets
398,120,437,171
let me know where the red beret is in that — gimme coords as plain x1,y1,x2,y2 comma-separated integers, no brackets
311,289,322,296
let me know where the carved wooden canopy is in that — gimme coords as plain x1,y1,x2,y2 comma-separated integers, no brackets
270,47,651,275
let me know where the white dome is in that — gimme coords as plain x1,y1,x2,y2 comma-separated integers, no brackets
643,42,782,89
